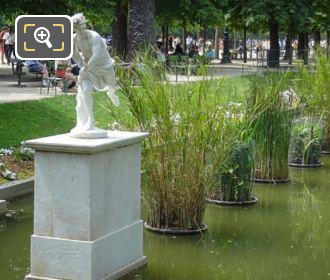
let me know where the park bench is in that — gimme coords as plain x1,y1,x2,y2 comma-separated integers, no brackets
40,63,68,96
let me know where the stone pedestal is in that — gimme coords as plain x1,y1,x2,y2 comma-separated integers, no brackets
24,131,148,280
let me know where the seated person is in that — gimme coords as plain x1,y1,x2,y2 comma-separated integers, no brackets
205,45,215,59
188,45,198,58
55,60,77,92
63,66,77,92
25,60,49,86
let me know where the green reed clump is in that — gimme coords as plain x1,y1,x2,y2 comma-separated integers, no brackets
247,74,295,181
289,117,322,165
211,141,253,202
294,51,330,151
109,53,241,230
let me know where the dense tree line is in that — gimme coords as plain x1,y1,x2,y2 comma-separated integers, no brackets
1,0,329,65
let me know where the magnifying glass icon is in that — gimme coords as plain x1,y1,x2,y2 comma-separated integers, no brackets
34,27,53,49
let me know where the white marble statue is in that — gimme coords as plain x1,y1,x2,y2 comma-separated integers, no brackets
70,13,120,139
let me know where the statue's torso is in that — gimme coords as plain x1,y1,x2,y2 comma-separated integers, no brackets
73,29,112,69
75,32,93,61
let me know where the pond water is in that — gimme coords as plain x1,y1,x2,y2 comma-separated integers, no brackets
1,157,330,280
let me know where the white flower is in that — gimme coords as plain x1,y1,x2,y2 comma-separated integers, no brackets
170,113,181,124
0,148,13,156
108,121,123,131
228,102,242,107
2,170,17,181
280,88,299,104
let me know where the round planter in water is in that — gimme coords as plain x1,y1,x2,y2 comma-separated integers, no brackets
144,222,208,235
289,162,324,168
205,196,258,206
254,178,290,184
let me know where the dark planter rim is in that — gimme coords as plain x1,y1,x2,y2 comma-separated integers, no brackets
144,222,208,235
289,162,324,168
321,151,330,155
254,178,290,184
205,196,258,206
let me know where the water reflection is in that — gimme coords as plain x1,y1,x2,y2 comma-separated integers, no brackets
2,158,330,280
0,196,33,279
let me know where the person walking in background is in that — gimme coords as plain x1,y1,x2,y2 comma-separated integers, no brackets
3,28,14,65
0,27,8,64
173,43,184,56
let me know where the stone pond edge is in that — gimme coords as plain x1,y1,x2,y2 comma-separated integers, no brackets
0,177,34,201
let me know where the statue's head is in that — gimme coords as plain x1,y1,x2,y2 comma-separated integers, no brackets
71,13,87,32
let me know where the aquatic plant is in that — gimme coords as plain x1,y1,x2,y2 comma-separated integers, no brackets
211,141,254,202
247,74,295,182
108,53,241,230
289,118,322,165
294,52,330,152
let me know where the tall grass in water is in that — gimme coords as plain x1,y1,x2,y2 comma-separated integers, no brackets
294,52,330,151
247,74,295,181
109,54,241,230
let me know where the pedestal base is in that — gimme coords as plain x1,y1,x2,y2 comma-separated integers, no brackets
25,257,147,280
25,221,145,280
70,127,108,139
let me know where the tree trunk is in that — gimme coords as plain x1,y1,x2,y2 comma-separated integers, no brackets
169,35,173,52
215,27,220,59
182,25,187,52
127,0,156,56
111,2,128,59
162,25,165,45
243,26,247,63
314,30,321,47
250,33,253,59
268,18,280,67
203,28,206,54
298,32,308,64
165,24,169,55
327,31,330,56
283,22,292,62
283,34,292,61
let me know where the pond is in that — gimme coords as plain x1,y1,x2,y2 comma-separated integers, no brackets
1,156,330,280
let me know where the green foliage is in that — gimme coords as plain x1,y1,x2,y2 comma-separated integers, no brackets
68,0,116,34
294,52,330,151
108,53,243,230
1,0,116,35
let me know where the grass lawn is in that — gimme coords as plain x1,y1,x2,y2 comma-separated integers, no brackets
0,76,251,148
